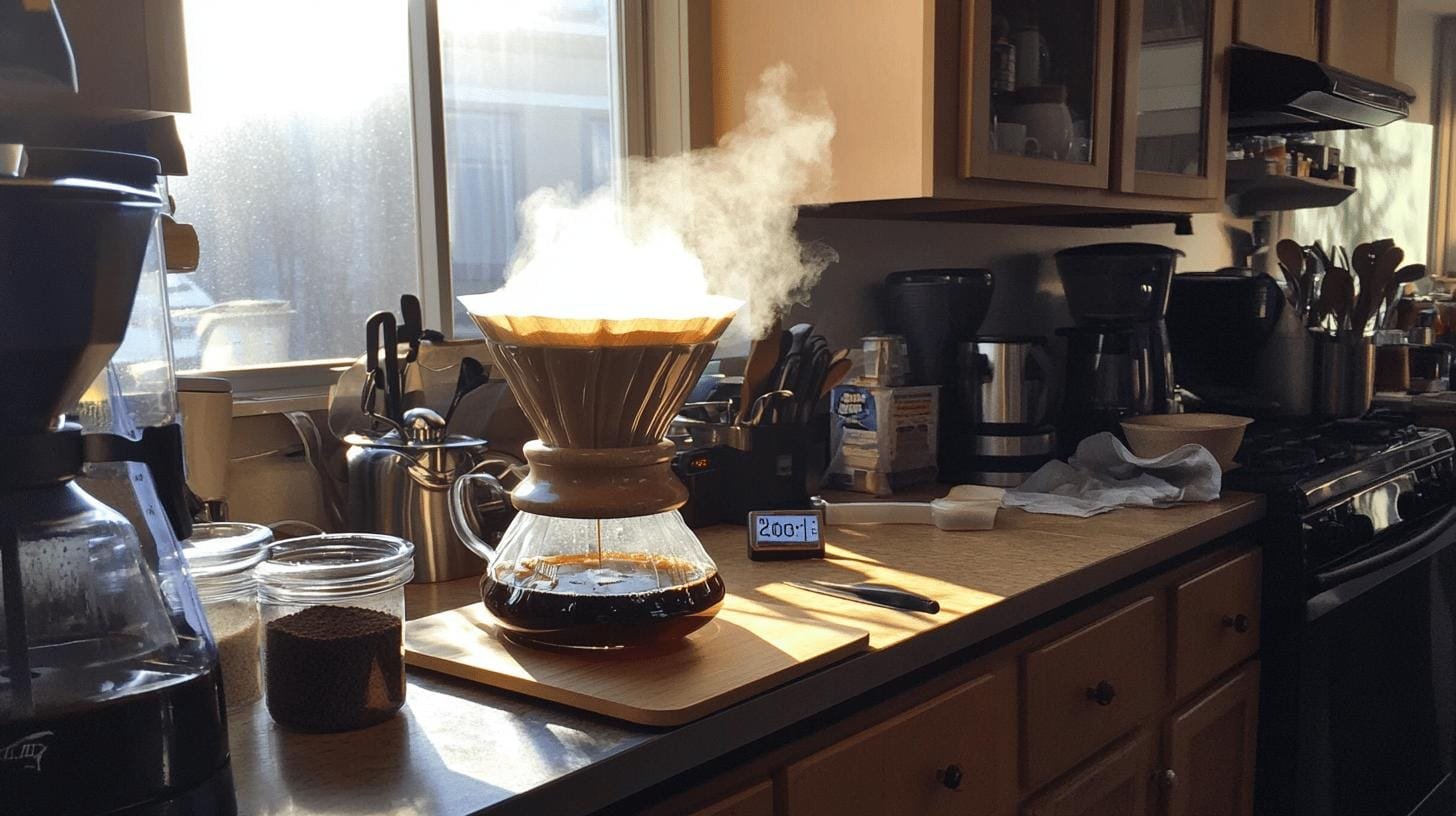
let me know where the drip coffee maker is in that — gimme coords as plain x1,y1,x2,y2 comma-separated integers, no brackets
453,294,738,649
1054,243,1181,453
0,147,234,814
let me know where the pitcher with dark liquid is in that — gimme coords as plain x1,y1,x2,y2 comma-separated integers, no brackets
450,296,738,649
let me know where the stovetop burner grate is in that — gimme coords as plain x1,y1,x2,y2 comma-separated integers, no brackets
1225,411,1451,508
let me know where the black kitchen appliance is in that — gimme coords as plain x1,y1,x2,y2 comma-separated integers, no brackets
1226,414,1456,816
884,268,995,480
0,147,235,814
1054,243,1181,453
1166,269,1285,414
1228,45,1414,135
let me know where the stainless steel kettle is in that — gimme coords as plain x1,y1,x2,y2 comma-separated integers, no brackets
957,337,1055,427
345,407,524,583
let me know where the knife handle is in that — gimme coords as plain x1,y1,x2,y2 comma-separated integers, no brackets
844,585,940,614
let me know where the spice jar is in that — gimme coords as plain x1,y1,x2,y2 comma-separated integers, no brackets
255,533,414,733
183,522,272,708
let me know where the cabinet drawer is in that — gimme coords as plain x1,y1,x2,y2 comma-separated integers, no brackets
781,668,1018,816
687,780,775,816
1023,596,1167,790
1172,550,1260,699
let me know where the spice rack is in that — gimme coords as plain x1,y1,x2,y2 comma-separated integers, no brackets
1224,157,1358,215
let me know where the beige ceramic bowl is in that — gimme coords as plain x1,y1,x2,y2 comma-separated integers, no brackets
1119,413,1254,471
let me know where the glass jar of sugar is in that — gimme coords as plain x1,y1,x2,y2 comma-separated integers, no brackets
183,522,272,708
254,533,415,733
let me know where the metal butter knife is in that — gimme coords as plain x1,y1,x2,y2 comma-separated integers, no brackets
784,580,940,614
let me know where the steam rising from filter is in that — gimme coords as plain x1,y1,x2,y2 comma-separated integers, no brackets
459,65,837,342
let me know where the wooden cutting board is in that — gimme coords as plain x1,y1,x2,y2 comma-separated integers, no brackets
405,595,870,726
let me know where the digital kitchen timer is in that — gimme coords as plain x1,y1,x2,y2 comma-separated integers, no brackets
746,508,826,561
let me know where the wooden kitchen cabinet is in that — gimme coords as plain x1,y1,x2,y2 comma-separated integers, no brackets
959,0,1117,190
1321,0,1399,85
780,668,1018,816
710,0,1225,215
1023,731,1157,816
1023,595,1167,790
686,780,775,816
1114,0,1233,199
1233,0,1318,60
641,543,1261,816
1171,549,1260,699
1160,664,1260,816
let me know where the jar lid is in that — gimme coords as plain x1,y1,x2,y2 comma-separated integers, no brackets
255,533,415,602
183,522,272,579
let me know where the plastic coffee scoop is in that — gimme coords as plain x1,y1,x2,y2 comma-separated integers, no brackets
817,485,1006,531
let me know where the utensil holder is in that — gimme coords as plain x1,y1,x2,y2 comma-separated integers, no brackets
1313,334,1375,418
720,423,817,524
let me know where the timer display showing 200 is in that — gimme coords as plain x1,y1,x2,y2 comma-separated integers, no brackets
755,515,819,543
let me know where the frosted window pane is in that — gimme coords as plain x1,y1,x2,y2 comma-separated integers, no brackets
440,0,618,336
168,0,419,372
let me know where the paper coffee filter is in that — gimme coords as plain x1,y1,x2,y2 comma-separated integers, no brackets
459,291,741,347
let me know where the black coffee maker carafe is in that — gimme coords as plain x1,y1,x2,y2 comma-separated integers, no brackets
0,147,235,815
1054,243,1182,454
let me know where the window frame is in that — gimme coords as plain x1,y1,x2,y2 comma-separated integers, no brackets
210,0,663,405
1431,14,1456,282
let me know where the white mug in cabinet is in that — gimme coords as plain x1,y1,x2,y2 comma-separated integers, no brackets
1011,85,1074,161
993,122,1039,156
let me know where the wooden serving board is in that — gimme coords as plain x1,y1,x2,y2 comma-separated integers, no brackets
404,595,870,726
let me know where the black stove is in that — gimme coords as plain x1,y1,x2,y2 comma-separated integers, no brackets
1239,411,1456,816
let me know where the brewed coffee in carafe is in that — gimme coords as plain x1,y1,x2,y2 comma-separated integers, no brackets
0,147,234,814
454,296,738,649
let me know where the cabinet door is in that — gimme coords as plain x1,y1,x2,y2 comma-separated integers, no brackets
781,669,1018,816
1023,731,1157,816
1114,0,1233,198
1159,663,1259,816
960,0,1117,189
1233,0,1318,61
1171,549,1260,699
1322,0,1399,84
1022,596,1167,790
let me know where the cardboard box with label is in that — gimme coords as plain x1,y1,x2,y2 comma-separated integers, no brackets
827,383,938,496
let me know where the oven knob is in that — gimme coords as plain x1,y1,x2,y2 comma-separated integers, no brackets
1397,490,1423,520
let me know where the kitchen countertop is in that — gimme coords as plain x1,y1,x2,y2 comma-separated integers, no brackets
229,491,1265,816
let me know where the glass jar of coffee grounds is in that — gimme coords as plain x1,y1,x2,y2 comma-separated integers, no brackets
183,522,273,708
255,534,415,732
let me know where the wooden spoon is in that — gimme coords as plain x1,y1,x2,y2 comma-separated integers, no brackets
818,356,853,400
737,320,784,425
1274,239,1305,309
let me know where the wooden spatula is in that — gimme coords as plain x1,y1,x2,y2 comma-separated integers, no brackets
737,320,784,425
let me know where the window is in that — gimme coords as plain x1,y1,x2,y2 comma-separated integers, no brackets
167,0,625,374
439,0,619,334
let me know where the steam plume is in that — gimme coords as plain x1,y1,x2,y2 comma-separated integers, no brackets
463,65,837,342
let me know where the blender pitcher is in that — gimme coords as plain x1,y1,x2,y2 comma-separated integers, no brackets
451,295,739,650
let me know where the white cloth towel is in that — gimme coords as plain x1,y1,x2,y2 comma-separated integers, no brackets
1003,432,1222,518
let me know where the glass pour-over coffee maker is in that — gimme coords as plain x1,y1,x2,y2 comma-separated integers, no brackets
452,295,739,649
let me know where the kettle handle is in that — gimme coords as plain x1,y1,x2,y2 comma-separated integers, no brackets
1029,342,1056,427
449,454,524,562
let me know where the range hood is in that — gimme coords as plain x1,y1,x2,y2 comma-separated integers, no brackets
1228,46,1413,135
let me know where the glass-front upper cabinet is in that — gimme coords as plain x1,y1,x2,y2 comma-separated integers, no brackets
1115,0,1233,197
960,0,1117,189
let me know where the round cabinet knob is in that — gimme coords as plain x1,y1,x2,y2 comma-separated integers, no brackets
936,764,964,791
1085,680,1117,706
1222,613,1251,633
1159,768,1178,789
